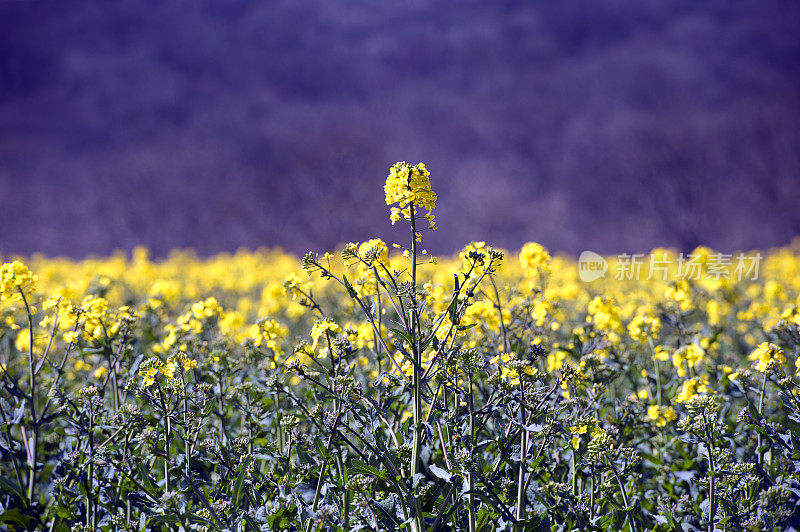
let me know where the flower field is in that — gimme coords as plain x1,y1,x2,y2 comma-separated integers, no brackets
2,164,800,531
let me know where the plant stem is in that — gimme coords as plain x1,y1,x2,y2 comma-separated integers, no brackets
20,290,38,504
703,413,717,532
409,204,425,532
757,370,767,468
467,372,476,532
305,414,341,532
606,456,637,532
648,338,662,406
87,410,94,528
515,383,527,529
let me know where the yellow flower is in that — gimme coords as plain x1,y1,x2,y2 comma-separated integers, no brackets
384,162,437,225
653,345,669,362
519,242,551,275
707,300,720,326
532,300,551,327
627,314,661,343
646,404,677,427
672,344,704,377
138,359,162,386
0,261,37,302
569,420,602,449
675,375,714,403
665,281,693,312
249,318,288,356
749,342,785,373
310,318,342,357
546,350,567,373
587,297,622,334
175,352,199,372
490,352,535,386
160,359,178,379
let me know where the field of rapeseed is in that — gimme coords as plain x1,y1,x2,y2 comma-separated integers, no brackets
2,163,800,531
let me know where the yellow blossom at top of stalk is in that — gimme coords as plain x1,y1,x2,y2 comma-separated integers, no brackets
249,318,288,356
0,261,38,302
384,162,437,225
568,419,603,449
490,352,536,386
627,313,661,343
519,242,551,275
675,374,714,403
586,296,622,335
749,342,785,373
672,343,705,377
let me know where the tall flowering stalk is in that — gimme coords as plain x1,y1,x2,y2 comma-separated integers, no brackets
385,162,437,532
300,162,503,531
1,261,40,503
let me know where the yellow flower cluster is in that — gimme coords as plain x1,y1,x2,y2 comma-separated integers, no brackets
0,261,37,302
586,296,622,339
569,419,604,449
675,374,714,403
519,242,551,275
138,352,198,386
646,404,677,427
490,352,536,386
748,341,786,373
249,318,288,356
347,238,389,296
157,297,223,353
384,161,437,226
310,318,342,357
672,344,705,377
627,313,661,343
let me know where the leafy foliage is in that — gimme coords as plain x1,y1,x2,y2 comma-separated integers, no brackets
2,165,800,530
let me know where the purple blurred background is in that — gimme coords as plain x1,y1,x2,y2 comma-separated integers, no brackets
1,0,799,258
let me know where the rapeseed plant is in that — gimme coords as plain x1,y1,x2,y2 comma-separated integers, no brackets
1,163,800,530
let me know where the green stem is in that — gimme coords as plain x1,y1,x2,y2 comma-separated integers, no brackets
409,204,425,532
648,338,662,406
757,370,767,468
20,290,38,504
606,456,637,532
515,383,527,529
87,410,95,528
703,413,717,532
305,413,341,532
0,406,24,500
467,373,476,532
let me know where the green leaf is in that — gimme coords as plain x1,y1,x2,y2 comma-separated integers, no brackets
348,460,389,482
429,464,452,483
232,455,254,509
0,476,26,505
137,463,159,498
389,327,413,347
243,512,260,532
447,297,459,325
343,275,357,299
149,514,180,524
0,508,31,527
